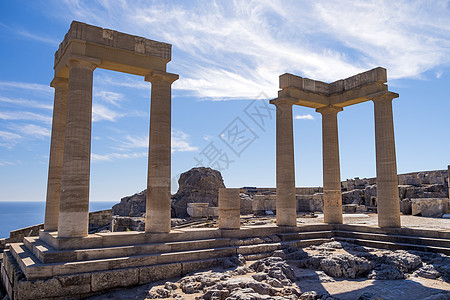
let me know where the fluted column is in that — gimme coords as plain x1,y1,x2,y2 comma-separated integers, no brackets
44,78,68,231
371,91,401,228
58,59,97,238
317,105,343,224
145,71,178,233
270,98,297,227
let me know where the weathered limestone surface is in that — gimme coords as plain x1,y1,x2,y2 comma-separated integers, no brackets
411,198,449,218
58,59,97,238
317,105,343,224
172,167,226,217
372,92,401,228
219,188,241,229
44,78,68,232
145,71,178,233
271,98,297,227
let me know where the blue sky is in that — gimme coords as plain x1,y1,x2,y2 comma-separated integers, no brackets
0,0,449,202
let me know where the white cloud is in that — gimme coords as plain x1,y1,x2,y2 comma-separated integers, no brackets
0,22,59,46
172,129,198,153
94,91,125,107
92,103,124,122
0,96,53,110
0,130,21,149
91,152,147,162
0,111,52,124
0,81,52,95
295,114,315,120
17,124,51,138
48,1,450,101
0,160,15,166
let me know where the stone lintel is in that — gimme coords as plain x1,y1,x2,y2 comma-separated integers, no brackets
54,21,171,78
56,21,171,63
278,67,389,109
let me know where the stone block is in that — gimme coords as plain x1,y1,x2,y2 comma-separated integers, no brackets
279,73,303,90
343,204,357,213
91,267,139,292
181,259,219,275
14,275,91,300
400,199,412,215
411,198,448,218
139,263,182,284
187,203,209,218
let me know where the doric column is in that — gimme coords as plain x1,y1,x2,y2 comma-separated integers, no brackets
44,78,68,231
270,98,297,227
371,91,401,228
316,105,343,224
58,58,98,238
144,71,178,233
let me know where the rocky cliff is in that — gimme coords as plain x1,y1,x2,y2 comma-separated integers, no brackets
112,167,225,218
172,167,225,217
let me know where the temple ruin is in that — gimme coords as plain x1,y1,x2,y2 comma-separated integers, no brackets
271,68,401,228
1,21,449,299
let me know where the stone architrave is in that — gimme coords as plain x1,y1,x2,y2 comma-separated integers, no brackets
371,91,401,228
44,78,68,232
218,188,240,229
58,58,98,238
270,98,297,227
316,105,343,224
145,71,178,233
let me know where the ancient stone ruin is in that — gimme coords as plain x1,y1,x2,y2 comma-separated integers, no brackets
1,21,449,300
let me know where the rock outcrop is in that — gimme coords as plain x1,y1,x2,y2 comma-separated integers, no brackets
172,167,225,217
112,190,146,217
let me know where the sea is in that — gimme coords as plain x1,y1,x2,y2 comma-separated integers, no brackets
0,201,117,239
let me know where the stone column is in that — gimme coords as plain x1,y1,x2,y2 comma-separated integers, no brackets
58,59,97,238
218,188,240,229
44,78,68,232
371,91,401,228
144,71,178,233
270,98,297,227
316,105,343,224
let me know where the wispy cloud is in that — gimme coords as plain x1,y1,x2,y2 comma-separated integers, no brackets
94,91,125,107
295,114,315,120
91,151,147,162
0,159,15,166
0,111,52,124
0,130,21,149
49,1,450,101
92,103,125,122
0,22,59,46
17,124,51,138
0,96,53,110
172,129,198,153
0,81,52,95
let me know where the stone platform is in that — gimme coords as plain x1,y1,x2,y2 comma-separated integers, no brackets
2,224,450,299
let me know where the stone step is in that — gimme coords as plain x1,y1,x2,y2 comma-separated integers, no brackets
334,237,450,255
278,231,333,241
333,230,450,248
24,236,232,264
11,237,334,280
332,224,450,239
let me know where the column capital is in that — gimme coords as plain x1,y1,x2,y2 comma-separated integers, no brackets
367,91,399,102
269,97,297,106
316,105,343,115
67,57,101,71
145,70,179,84
50,77,68,88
